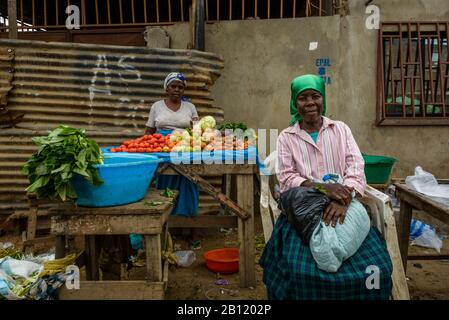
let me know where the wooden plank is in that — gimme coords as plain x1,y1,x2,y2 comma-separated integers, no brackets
394,184,449,225
168,164,250,220
160,164,257,175
26,206,38,240
22,235,55,246
51,214,168,235
363,186,410,300
168,215,238,228
163,259,169,290
237,174,255,288
58,280,165,300
48,189,177,216
398,200,413,272
7,0,18,39
408,254,449,260
145,234,162,282
84,235,100,280
55,235,66,259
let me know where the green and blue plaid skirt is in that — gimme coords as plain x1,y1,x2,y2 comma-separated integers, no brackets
259,215,393,300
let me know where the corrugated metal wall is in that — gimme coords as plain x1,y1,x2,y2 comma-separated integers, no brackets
0,39,224,131
0,39,224,215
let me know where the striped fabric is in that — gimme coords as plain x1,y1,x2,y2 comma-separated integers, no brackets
277,116,366,195
260,215,393,300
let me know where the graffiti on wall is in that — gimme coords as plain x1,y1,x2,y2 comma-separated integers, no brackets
316,58,332,85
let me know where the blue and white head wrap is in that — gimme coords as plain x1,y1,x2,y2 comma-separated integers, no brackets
164,72,187,90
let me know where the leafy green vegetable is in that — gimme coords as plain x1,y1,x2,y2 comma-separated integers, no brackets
218,122,248,131
161,188,175,198
144,201,164,207
315,184,329,196
22,125,104,201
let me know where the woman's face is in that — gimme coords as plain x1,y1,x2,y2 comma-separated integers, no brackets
295,89,323,122
166,80,185,102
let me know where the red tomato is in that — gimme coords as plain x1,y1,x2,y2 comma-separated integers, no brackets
137,148,145,153
154,147,162,152
129,148,137,153
153,133,162,139
145,148,153,153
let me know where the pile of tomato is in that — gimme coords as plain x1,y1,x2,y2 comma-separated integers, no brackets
110,133,175,153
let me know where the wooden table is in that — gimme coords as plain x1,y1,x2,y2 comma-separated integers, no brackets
394,183,449,273
48,188,177,300
159,163,258,288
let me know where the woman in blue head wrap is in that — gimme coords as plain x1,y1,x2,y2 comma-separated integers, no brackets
131,72,200,250
145,72,198,135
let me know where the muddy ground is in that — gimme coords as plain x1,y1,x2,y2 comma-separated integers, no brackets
1,212,448,300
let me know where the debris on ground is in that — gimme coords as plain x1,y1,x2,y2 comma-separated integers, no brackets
214,279,229,286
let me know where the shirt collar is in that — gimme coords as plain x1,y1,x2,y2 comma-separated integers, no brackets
284,116,336,136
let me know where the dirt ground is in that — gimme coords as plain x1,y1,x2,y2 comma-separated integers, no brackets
1,213,449,300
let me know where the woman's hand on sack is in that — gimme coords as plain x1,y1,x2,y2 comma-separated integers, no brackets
321,183,353,206
322,201,349,227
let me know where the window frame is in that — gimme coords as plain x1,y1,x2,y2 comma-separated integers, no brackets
377,22,449,126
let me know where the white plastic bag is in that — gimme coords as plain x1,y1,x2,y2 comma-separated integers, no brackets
411,229,443,253
405,166,449,199
173,250,196,267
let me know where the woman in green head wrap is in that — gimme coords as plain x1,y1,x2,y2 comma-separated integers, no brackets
259,74,393,300
289,74,326,125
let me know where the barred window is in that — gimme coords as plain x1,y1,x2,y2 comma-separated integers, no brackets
378,22,449,125
0,0,335,32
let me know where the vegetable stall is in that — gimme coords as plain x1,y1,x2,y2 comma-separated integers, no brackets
18,116,259,299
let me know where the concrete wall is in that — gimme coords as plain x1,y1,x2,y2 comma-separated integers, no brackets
152,0,449,178
339,0,449,178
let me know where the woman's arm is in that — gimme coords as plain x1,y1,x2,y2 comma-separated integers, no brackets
342,124,366,196
145,103,157,134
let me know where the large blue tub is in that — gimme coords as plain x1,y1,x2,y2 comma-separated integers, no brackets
72,154,162,207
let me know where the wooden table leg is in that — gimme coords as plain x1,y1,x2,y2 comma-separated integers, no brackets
237,174,256,288
398,201,413,273
85,235,100,281
145,234,162,282
55,235,66,259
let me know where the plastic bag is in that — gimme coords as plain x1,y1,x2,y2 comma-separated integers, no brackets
406,166,449,199
410,219,443,253
310,199,370,273
173,250,196,267
279,187,330,244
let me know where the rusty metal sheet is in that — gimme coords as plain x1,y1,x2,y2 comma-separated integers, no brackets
0,38,224,131
0,38,224,214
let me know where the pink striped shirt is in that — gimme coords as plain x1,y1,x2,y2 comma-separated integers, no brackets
277,116,366,196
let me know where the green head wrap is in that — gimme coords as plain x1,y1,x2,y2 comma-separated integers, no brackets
289,74,326,125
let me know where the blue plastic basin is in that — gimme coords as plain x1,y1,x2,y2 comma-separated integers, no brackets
72,154,162,207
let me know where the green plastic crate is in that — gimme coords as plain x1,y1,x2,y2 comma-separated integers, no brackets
362,154,397,184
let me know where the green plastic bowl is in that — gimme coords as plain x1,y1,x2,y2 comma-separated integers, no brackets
362,154,397,184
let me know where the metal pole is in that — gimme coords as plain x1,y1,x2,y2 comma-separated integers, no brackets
8,0,18,39
194,0,205,51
